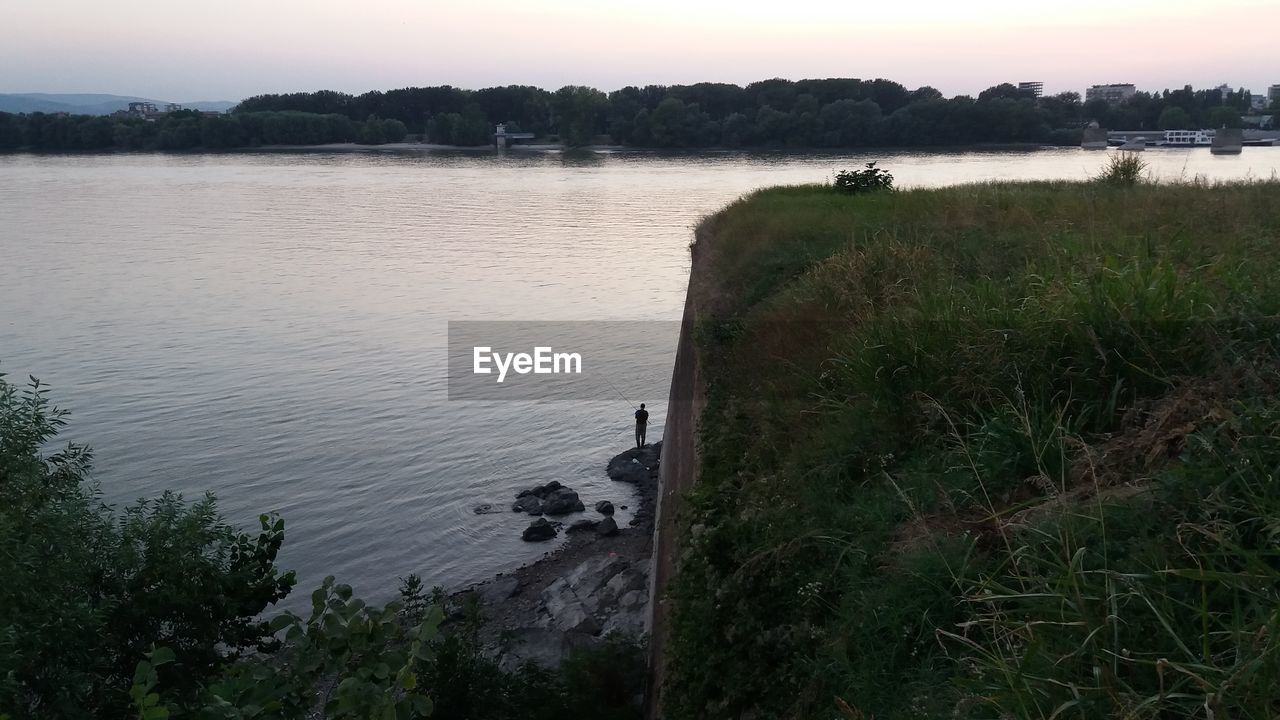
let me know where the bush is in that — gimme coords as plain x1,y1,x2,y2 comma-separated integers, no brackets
833,162,895,194
1098,151,1147,185
0,373,294,718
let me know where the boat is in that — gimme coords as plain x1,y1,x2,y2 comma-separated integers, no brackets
1162,129,1215,147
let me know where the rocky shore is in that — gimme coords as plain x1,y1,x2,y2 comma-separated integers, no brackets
448,442,661,669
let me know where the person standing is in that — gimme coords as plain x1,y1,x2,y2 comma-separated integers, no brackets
634,403,649,448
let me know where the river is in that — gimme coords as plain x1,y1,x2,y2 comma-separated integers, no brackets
2,146,1277,608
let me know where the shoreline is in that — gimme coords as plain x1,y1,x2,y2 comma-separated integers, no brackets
1,141,1111,156
445,442,662,669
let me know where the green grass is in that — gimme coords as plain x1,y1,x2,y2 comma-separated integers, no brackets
665,179,1280,719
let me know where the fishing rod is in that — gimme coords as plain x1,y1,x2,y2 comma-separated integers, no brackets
601,374,637,409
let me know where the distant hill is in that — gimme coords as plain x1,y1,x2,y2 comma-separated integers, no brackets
0,93,237,115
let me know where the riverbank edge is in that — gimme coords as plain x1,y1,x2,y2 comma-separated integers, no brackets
643,243,709,717
0,140,1088,156
444,442,662,669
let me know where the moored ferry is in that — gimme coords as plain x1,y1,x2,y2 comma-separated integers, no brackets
1162,129,1215,146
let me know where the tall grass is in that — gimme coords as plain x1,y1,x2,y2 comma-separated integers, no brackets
665,179,1280,719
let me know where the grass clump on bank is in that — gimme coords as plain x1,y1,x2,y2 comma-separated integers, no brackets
665,178,1280,719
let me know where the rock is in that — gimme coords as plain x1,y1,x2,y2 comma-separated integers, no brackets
514,481,575,514
606,444,661,484
477,576,521,606
595,500,615,515
522,518,558,542
473,503,504,515
512,495,544,515
516,480,563,498
566,519,599,533
497,628,569,671
596,516,619,536
555,602,602,635
542,487,585,515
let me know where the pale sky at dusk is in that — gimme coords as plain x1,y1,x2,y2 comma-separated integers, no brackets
3,0,1274,101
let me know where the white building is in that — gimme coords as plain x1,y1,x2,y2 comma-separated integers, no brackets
1017,81,1044,98
1086,84,1136,105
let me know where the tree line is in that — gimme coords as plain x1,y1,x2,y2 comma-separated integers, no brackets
235,79,1271,147
1,79,1271,152
1083,86,1263,131
0,109,407,152
238,80,1088,147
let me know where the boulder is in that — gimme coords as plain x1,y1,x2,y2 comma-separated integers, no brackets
606,444,661,484
477,576,521,606
595,500,615,515
497,628,569,672
542,487,585,515
512,495,544,515
566,519,599,533
517,480,562,499
522,518,558,542
596,516,619,537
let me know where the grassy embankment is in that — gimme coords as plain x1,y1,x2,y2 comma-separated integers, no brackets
665,178,1280,719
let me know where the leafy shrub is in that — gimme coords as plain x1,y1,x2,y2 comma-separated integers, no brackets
0,372,294,718
418,631,646,720
140,578,443,719
1098,150,1147,185
833,162,895,194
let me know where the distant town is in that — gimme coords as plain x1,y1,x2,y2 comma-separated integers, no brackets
113,101,225,120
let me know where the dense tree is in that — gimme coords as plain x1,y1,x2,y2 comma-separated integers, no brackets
817,99,882,146
357,114,386,144
552,85,608,146
0,376,294,717
1158,106,1193,130
201,114,245,148
1207,105,1243,128
78,116,116,149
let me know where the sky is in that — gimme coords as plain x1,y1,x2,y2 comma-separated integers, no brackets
2,0,1274,102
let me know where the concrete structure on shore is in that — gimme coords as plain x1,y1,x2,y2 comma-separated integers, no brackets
1018,81,1044,98
1211,127,1243,154
1086,83,1136,105
1082,125,1109,149
493,123,535,148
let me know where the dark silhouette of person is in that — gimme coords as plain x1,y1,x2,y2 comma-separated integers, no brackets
634,403,649,448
